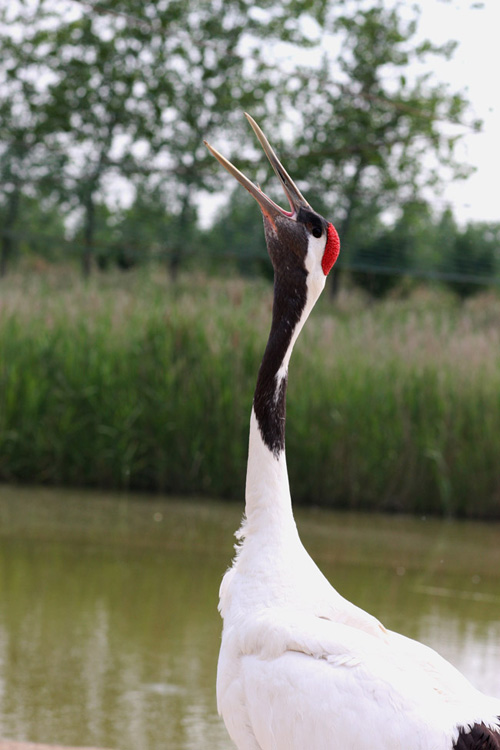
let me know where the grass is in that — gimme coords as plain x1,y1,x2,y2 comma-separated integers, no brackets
1,264,500,518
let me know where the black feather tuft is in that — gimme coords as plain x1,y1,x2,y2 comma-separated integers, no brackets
454,720,500,750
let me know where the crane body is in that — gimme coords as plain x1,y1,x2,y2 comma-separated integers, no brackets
204,115,500,750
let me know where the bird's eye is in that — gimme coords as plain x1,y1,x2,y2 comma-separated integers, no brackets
312,227,322,239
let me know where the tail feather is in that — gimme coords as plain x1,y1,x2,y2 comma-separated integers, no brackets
454,720,500,750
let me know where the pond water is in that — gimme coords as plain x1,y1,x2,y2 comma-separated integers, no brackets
0,486,499,750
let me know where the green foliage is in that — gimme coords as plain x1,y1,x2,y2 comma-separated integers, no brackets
69,186,190,270
350,230,410,298
1,0,344,276
0,0,479,281
0,0,68,274
441,222,500,298
201,189,269,277
285,1,475,294
0,193,67,263
344,205,500,299
1,270,500,518
349,202,434,296
111,187,181,269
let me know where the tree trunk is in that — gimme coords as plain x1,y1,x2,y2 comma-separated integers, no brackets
168,189,193,281
329,159,365,299
0,188,20,277
0,229,12,278
82,192,95,277
80,117,118,277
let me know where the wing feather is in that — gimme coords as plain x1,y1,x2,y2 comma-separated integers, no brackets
218,609,500,750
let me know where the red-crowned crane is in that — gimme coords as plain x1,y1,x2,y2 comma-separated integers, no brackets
204,115,500,750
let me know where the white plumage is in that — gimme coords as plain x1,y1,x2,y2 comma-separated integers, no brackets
217,409,500,750
205,115,500,750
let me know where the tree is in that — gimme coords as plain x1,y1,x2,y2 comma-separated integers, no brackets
350,201,433,297
442,222,500,298
0,0,478,285
426,207,458,278
202,188,269,277
1,0,329,276
350,229,410,299
113,185,193,269
125,0,331,278
6,193,68,262
27,6,164,276
0,3,66,275
284,1,477,296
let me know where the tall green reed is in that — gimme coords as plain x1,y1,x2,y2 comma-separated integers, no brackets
1,269,499,517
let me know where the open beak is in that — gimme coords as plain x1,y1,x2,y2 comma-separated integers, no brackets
204,113,311,221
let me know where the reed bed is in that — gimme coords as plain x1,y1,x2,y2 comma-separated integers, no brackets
1,267,500,517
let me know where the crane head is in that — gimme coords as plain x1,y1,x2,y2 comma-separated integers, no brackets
204,114,340,284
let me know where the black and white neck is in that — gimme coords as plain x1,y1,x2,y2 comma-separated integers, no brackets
246,214,338,528
204,113,340,529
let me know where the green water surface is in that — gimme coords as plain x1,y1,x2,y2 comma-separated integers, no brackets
0,486,499,749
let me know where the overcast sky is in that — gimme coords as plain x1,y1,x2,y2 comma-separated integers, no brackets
201,1,499,227
416,0,499,224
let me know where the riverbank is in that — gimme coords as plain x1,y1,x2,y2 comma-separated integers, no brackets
1,267,500,517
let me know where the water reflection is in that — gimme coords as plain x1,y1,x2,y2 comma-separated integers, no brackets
0,487,499,749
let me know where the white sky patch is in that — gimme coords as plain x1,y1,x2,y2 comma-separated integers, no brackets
414,0,500,223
